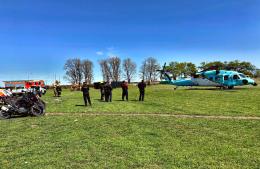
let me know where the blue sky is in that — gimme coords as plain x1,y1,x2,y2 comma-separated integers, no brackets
0,0,260,85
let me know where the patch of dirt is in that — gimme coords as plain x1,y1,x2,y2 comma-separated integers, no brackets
46,113,260,120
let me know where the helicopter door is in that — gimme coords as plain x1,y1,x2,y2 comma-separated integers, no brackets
224,75,229,81
231,74,240,85
233,74,240,80
223,75,229,86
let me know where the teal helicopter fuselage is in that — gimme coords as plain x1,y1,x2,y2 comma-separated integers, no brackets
161,70,257,88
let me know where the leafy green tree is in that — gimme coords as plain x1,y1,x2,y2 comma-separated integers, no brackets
227,60,256,76
199,61,225,70
168,62,197,79
186,62,197,77
199,60,256,76
254,69,260,78
168,62,179,80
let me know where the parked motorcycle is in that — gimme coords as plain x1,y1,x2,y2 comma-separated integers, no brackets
0,92,45,119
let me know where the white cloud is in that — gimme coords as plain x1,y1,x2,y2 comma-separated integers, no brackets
106,46,118,57
96,46,119,57
106,47,115,51
96,51,104,56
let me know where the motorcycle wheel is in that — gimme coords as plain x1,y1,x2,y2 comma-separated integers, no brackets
31,104,45,116
0,110,11,119
37,101,45,112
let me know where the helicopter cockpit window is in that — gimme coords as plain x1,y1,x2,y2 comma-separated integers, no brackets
233,74,240,80
239,74,246,78
224,75,229,80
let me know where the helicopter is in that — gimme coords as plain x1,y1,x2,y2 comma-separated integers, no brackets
157,63,258,89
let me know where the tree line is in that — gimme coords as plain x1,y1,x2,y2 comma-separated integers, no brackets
64,58,260,84
167,60,260,79
64,59,94,85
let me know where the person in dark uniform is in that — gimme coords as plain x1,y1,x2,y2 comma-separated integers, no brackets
35,86,42,97
81,82,91,106
56,85,62,97
100,83,105,101
138,80,146,101
53,80,62,97
104,81,112,102
121,81,128,101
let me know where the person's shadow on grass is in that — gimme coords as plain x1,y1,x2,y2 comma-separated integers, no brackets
114,99,125,102
94,99,105,102
130,99,139,102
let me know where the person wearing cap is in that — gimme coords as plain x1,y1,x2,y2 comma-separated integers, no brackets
53,80,62,97
121,81,128,101
138,80,146,101
100,82,105,101
104,81,112,102
81,82,91,106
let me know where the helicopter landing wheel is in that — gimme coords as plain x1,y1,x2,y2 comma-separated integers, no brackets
228,86,234,89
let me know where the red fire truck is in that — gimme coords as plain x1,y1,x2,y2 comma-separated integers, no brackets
3,80,46,94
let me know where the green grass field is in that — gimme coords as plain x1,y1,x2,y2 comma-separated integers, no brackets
43,85,260,116
1,84,260,168
1,116,260,168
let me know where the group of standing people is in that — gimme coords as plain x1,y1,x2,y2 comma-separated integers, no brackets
100,82,113,102
119,80,147,101
81,80,147,106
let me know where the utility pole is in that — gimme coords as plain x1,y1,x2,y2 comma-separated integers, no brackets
53,73,56,82
27,72,32,80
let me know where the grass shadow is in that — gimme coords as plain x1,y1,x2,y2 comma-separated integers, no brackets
114,99,126,102
8,114,32,119
130,99,140,102
186,88,241,92
94,99,105,102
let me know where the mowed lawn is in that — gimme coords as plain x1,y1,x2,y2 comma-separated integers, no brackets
42,84,260,116
1,84,260,168
0,116,260,169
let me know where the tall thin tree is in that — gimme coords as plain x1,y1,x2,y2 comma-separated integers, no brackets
64,58,83,84
99,59,112,82
123,58,136,83
140,60,148,81
145,57,160,82
82,59,94,84
108,56,121,82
